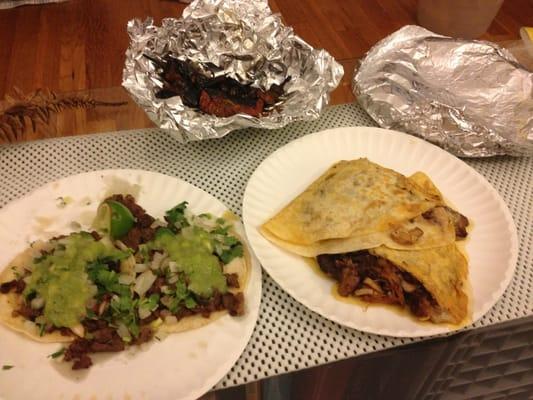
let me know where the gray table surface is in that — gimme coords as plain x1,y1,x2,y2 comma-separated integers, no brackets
0,103,531,389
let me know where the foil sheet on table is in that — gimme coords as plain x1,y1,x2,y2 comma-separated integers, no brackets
353,25,533,157
123,0,343,141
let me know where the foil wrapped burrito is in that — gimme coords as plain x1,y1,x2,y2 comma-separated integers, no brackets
353,25,533,157
123,0,343,141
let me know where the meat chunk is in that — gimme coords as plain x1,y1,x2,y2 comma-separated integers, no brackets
199,90,264,118
222,292,245,316
64,322,125,370
225,273,240,289
444,206,469,239
405,287,435,320
72,354,92,370
133,326,153,345
390,226,424,245
146,277,166,296
12,303,42,321
423,206,469,239
106,194,156,250
0,278,25,294
337,263,359,296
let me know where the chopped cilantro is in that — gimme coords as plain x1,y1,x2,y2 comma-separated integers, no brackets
184,297,197,309
220,244,243,264
165,202,189,231
87,260,130,297
48,348,65,359
39,323,46,337
86,308,96,319
167,280,197,312
110,294,139,338
139,294,160,312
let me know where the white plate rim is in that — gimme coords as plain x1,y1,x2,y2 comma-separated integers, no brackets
242,126,518,338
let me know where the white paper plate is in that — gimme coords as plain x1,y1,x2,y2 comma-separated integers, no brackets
243,127,518,337
0,170,261,400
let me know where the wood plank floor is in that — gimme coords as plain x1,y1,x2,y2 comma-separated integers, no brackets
0,0,531,103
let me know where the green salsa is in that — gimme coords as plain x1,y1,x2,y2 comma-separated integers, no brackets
152,227,227,298
24,232,126,327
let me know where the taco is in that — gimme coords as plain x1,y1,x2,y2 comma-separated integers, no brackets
0,195,249,369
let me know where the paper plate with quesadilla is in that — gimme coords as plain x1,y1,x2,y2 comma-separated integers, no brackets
243,127,517,337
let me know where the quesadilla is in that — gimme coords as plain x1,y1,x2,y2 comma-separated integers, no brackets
0,195,249,369
260,159,470,324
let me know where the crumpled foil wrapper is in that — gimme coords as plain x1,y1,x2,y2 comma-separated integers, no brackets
353,25,533,157
123,0,343,141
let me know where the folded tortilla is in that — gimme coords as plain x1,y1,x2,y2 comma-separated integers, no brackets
261,159,457,257
369,244,468,323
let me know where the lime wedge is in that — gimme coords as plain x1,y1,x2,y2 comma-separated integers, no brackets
93,200,135,239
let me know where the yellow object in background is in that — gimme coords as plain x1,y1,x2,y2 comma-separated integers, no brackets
520,27,533,56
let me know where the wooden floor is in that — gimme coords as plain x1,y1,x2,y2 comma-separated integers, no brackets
0,0,531,103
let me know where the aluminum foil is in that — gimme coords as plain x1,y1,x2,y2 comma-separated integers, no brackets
353,25,533,157
123,0,343,141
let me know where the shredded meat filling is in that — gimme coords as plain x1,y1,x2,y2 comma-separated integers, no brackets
317,251,436,319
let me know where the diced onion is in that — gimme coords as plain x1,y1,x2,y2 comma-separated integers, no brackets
23,276,32,284
134,270,157,297
116,322,131,341
150,219,167,229
31,296,45,309
115,240,129,251
118,273,135,285
401,280,418,293
159,309,171,319
161,285,174,295
192,215,217,231
150,252,166,271
138,306,152,320
23,320,38,334
160,296,172,308
70,324,85,338
120,255,136,274
168,261,178,273
98,300,109,316
134,263,148,273
167,274,179,284
354,288,376,296
363,278,383,294
35,315,46,325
